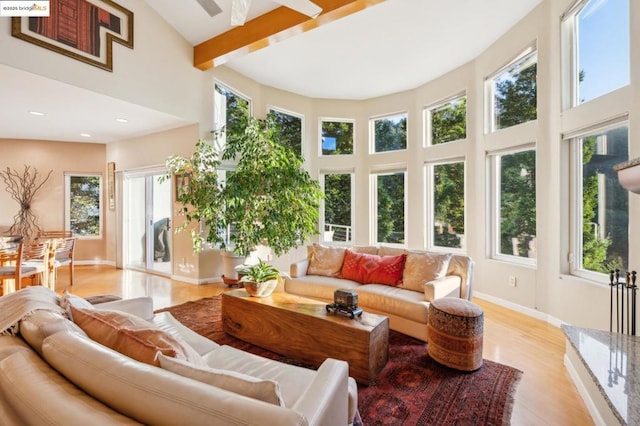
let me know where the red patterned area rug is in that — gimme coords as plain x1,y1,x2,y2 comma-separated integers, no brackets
157,296,522,426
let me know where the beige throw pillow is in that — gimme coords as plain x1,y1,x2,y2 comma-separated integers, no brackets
157,353,285,406
307,243,346,277
401,252,452,292
70,306,204,367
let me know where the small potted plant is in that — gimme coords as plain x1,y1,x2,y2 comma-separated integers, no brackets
236,260,281,297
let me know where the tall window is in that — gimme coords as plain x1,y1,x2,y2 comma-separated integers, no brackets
322,173,353,243
429,161,465,250
269,107,302,156
563,0,629,106
427,95,467,146
213,83,250,150
372,113,407,153
487,49,537,132
320,120,354,155
65,174,101,237
490,148,536,262
373,171,405,245
569,123,628,278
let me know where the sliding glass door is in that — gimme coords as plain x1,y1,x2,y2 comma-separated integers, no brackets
123,169,172,276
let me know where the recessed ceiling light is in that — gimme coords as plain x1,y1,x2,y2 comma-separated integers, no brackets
29,111,45,116
115,118,128,123
80,133,92,138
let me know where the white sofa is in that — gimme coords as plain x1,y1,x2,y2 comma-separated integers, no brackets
283,245,474,342
0,287,357,425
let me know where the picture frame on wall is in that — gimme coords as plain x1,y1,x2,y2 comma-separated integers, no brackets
11,0,134,72
107,162,115,210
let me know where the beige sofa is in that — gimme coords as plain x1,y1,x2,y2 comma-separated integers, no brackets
283,245,474,342
0,287,357,425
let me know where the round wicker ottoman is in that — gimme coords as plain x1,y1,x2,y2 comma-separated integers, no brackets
427,297,484,371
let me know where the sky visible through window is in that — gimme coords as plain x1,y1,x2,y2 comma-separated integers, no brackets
577,0,629,103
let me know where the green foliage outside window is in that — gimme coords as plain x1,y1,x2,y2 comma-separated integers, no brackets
69,175,100,236
431,97,466,145
377,173,405,244
324,174,351,242
374,114,407,152
321,121,353,155
270,109,302,156
494,55,537,130
433,163,464,248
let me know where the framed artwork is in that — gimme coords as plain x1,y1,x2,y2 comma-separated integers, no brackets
107,161,115,210
11,0,134,72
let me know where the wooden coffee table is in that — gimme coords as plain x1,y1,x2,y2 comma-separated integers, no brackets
221,289,389,384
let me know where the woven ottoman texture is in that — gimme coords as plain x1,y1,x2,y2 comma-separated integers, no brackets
427,297,484,371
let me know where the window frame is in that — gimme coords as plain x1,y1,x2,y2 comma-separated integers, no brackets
370,111,408,154
425,93,467,147
371,168,407,246
320,170,355,246
267,105,304,158
485,46,538,134
488,144,537,266
319,118,355,156
426,158,467,253
566,118,629,282
213,81,252,153
64,172,102,239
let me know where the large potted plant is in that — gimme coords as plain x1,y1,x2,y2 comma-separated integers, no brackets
164,108,323,280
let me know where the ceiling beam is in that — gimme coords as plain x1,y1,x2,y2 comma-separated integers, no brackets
193,0,386,71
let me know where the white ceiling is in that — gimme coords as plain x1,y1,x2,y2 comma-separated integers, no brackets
1,0,541,143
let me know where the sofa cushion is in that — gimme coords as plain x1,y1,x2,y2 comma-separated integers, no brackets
59,290,94,316
285,275,361,300
157,352,284,406
0,347,142,425
340,250,406,286
307,243,346,277
69,306,204,367
20,310,86,356
152,312,220,356
355,285,430,324
42,332,305,426
401,252,452,292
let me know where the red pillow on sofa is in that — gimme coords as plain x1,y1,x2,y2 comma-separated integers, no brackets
340,250,406,286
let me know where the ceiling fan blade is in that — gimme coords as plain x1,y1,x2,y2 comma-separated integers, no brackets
231,0,252,26
273,0,322,18
195,0,223,17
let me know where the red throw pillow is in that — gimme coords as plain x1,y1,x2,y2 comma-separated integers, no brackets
341,250,406,286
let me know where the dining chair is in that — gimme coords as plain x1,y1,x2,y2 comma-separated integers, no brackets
0,241,49,296
51,237,76,288
20,240,51,290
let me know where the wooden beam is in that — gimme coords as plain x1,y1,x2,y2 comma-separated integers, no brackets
193,0,386,71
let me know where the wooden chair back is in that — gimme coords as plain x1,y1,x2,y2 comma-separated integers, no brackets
0,241,50,295
38,230,73,239
52,237,77,287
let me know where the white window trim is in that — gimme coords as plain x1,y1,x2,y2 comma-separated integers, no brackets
318,117,356,157
370,167,407,247
64,172,102,240
213,81,252,153
369,111,409,154
487,144,537,266
424,92,467,147
320,169,355,246
426,158,467,254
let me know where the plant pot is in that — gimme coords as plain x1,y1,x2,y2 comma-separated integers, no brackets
221,250,246,280
243,278,278,297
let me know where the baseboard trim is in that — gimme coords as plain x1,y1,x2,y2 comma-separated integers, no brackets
171,274,223,285
563,350,609,426
473,291,565,328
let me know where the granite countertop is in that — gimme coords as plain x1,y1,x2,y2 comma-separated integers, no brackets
614,157,640,171
563,325,640,425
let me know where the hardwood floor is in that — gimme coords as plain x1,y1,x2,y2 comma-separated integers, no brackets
56,265,592,425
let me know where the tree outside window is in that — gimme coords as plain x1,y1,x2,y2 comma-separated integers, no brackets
66,174,101,237
373,113,407,153
491,51,537,131
432,162,465,249
323,173,352,242
321,120,354,155
429,96,466,145
375,172,405,244
269,108,302,156
214,83,250,151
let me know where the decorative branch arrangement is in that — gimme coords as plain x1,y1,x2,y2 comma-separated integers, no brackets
0,165,53,238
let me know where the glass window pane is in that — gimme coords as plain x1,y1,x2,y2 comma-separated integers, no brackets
214,83,250,150
430,97,466,145
323,174,352,243
69,175,101,237
373,113,407,152
433,162,465,249
376,172,405,244
269,108,302,156
321,120,354,155
498,150,536,258
579,126,628,273
493,52,537,131
576,0,629,104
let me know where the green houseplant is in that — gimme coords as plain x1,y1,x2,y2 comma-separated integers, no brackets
236,259,281,297
163,107,323,279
